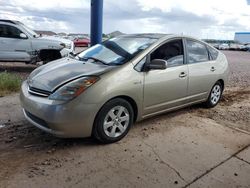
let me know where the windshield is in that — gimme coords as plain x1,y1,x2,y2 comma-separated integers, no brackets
77,37,157,65
18,22,39,38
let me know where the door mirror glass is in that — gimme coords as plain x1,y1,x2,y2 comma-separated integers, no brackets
20,33,28,39
147,59,167,70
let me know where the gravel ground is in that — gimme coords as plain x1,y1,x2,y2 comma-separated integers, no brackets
0,50,250,188
224,50,250,87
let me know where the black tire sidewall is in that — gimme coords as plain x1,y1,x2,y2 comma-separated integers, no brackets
93,98,134,143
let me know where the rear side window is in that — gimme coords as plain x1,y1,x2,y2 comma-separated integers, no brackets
207,46,219,60
0,24,22,39
186,39,209,63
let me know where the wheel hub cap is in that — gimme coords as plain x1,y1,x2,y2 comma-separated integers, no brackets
211,85,221,105
103,106,130,138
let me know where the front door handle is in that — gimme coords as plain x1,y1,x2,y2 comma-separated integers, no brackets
179,72,187,78
210,66,216,72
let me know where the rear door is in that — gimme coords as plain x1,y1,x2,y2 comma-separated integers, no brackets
0,24,31,62
185,39,218,101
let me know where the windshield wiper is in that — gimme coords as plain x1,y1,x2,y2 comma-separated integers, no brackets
79,56,108,65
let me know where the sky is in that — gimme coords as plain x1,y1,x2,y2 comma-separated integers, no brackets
1,0,250,39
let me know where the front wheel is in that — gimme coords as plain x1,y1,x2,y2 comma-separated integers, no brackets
93,98,134,144
204,82,223,108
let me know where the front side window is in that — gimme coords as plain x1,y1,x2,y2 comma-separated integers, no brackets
77,37,157,65
186,39,209,63
150,39,184,67
0,24,23,39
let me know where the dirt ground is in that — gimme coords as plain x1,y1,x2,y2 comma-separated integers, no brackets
0,50,250,188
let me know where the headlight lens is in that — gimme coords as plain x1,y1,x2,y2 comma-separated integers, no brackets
65,44,71,49
60,43,71,49
49,76,99,101
60,43,66,48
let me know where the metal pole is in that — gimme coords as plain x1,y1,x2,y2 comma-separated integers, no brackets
90,0,103,46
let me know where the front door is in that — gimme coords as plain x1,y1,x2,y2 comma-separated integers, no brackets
143,39,188,116
0,24,31,61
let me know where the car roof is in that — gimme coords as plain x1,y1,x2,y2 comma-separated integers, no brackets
0,19,16,24
116,33,217,51
0,19,22,25
117,33,201,41
118,33,170,39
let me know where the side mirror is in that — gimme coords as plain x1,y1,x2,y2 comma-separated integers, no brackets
20,33,28,39
147,59,167,70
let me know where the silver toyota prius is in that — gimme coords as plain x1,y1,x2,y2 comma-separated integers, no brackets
20,34,229,143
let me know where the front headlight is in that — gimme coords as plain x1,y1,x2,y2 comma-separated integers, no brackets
60,43,71,49
65,44,71,49
49,76,99,101
60,43,66,48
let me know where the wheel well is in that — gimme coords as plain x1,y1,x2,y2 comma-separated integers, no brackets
91,95,139,137
217,79,224,91
39,49,61,62
111,96,138,122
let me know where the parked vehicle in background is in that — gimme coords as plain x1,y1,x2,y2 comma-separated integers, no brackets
228,43,248,51
20,34,229,143
229,43,240,50
0,19,73,64
245,44,250,51
41,35,75,56
213,43,220,49
73,36,90,47
218,43,229,50
238,44,248,51
63,35,76,41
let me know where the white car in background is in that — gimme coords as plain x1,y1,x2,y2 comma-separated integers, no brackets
0,19,74,64
218,43,229,50
41,35,75,56
245,44,250,51
238,44,247,51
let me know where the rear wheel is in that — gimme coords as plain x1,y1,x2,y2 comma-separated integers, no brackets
93,98,134,144
205,81,223,108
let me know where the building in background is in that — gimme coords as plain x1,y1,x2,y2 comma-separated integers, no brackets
234,32,250,44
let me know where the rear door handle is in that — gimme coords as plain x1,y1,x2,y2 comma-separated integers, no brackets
210,66,216,72
179,72,187,78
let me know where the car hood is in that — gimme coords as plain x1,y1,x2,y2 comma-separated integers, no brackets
41,36,72,45
31,38,63,50
28,57,114,92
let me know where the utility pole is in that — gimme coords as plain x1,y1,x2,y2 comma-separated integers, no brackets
90,0,103,46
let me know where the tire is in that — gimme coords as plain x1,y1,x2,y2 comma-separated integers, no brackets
93,98,134,144
204,81,223,108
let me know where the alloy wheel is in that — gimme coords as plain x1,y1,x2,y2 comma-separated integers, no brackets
210,84,221,105
103,106,130,138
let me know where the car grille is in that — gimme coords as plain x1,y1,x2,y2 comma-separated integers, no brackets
25,110,49,128
28,87,52,97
